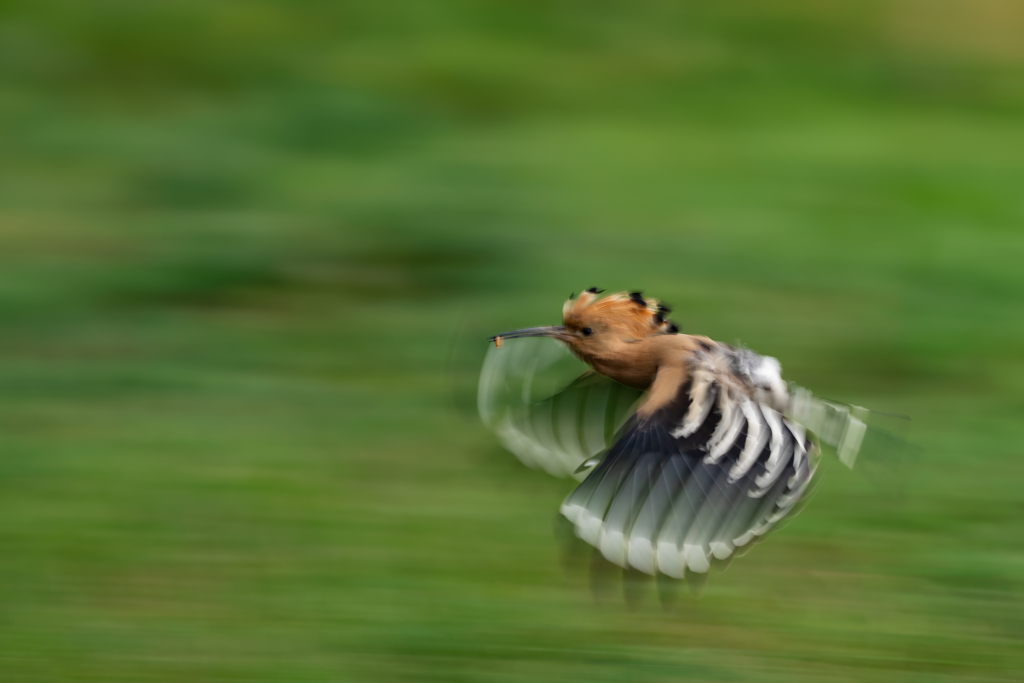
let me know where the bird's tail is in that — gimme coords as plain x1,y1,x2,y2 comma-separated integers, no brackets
786,385,906,469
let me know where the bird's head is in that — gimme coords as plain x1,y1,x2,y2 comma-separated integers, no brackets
490,288,678,362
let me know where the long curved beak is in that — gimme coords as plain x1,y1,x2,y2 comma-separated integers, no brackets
488,325,570,344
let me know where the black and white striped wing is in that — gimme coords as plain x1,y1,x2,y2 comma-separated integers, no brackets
560,375,817,578
478,338,642,480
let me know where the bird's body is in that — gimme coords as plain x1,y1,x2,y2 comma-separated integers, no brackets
480,289,871,581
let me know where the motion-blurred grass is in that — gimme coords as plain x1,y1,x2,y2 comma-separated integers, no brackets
1,1,1022,681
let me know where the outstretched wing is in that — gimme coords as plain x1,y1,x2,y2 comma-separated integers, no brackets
478,338,642,480
480,339,879,579
560,350,822,578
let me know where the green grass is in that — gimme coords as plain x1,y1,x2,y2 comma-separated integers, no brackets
0,1,1023,680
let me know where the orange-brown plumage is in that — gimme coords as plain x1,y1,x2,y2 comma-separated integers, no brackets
491,289,716,394
555,291,714,397
562,290,674,341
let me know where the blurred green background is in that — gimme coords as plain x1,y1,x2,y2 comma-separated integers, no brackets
1,1,1023,680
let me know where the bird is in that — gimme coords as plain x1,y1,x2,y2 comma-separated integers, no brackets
478,288,873,582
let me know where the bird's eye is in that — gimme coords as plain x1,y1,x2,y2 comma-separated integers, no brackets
581,327,593,336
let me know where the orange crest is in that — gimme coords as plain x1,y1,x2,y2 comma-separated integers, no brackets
562,288,677,340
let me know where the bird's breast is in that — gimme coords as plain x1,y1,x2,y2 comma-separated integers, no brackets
587,355,659,391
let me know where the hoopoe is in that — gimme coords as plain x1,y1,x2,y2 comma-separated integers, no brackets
479,288,871,580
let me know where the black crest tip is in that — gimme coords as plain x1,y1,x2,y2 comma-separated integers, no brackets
666,323,680,334
585,287,605,294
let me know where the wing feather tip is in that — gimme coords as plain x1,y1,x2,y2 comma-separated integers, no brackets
657,542,685,579
683,544,710,574
709,541,734,561
559,502,583,525
627,536,657,575
599,530,628,567
577,514,603,547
